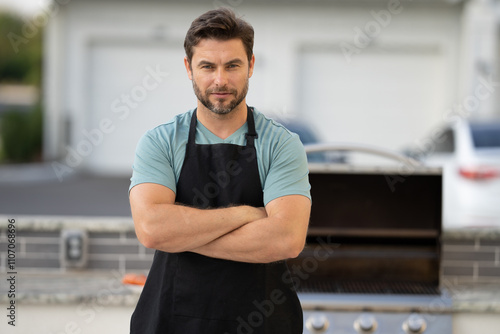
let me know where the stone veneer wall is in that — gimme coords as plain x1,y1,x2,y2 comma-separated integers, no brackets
0,217,153,273
1,216,500,285
442,229,500,286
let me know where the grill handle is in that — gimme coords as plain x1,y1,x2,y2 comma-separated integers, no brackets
304,142,421,167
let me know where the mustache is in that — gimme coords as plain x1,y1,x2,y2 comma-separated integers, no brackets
207,86,236,94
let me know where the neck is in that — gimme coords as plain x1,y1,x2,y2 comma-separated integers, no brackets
196,101,248,139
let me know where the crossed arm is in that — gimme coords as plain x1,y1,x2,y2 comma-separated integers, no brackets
129,183,311,263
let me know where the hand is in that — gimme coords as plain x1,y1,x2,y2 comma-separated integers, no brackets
246,206,268,223
192,195,311,263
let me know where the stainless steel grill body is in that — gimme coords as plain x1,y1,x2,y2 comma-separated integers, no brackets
292,165,452,333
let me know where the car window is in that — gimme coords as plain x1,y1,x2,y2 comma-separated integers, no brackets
280,120,346,163
470,123,500,148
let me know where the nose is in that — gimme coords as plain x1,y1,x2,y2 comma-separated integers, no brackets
214,67,228,86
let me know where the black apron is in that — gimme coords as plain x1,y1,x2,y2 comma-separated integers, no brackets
130,107,303,334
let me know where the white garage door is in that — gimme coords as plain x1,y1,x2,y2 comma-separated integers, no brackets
85,41,194,175
297,44,447,152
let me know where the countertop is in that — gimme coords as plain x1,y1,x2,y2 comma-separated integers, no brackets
2,271,499,314
1,216,499,313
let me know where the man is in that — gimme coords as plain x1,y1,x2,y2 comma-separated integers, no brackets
129,8,311,334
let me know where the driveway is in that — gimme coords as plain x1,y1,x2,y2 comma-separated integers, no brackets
0,163,132,217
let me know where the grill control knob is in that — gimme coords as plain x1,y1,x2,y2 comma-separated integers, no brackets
403,314,427,333
306,315,329,332
354,314,377,333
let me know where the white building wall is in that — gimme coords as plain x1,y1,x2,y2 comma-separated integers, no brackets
460,0,499,120
44,0,467,176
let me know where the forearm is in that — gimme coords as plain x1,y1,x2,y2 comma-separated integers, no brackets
192,216,306,263
133,203,266,253
192,195,311,263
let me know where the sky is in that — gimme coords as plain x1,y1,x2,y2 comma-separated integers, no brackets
0,0,45,15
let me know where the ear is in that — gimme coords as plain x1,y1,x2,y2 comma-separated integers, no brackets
248,54,255,78
184,57,193,80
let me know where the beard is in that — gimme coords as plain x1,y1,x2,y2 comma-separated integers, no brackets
192,78,249,115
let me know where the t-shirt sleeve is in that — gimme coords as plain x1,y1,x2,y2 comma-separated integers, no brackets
129,130,176,194
263,133,311,205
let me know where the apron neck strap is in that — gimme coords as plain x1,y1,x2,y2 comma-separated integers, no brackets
187,108,198,146
188,106,258,147
245,106,258,148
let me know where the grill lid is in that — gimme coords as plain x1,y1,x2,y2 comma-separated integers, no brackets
307,168,443,236
289,166,443,294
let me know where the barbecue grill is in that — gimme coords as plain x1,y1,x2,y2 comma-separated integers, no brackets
289,145,452,334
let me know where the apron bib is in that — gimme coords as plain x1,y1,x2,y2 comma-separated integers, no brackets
131,107,302,334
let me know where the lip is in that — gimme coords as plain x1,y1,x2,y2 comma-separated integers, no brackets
211,92,231,98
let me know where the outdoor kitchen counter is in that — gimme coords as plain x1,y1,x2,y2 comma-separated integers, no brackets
2,269,500,315
443,226,500,314
1,218,499,314
444,226,500,239
0,271,142,307
449,283,500,313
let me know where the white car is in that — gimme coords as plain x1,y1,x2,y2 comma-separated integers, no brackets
407,119,500,228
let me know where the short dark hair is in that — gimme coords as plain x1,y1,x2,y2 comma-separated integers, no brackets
184,8,254,65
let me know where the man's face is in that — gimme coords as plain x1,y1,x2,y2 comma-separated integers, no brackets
185,38,255,115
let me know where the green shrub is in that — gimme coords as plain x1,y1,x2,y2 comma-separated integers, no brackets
0,105,43,162
0,12,43,85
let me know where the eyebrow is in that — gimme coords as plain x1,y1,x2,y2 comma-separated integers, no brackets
225,58,244,65
196,58,245,67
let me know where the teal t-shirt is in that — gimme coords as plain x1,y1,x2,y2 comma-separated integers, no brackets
129,108,311,205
